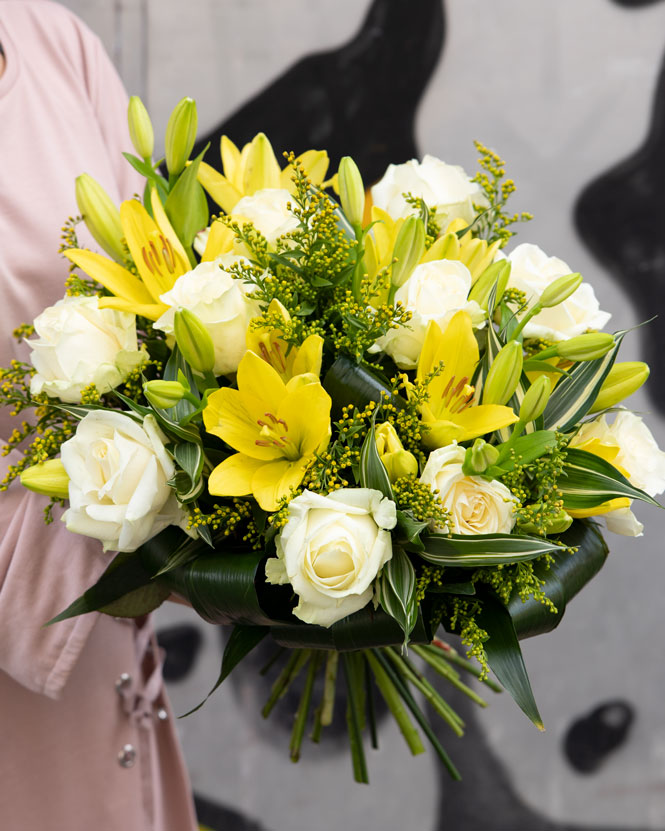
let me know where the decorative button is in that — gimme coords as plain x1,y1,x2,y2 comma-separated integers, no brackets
117,744,136,768
156,708,168,722
115,672,132,693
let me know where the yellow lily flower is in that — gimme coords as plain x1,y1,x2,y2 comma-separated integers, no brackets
203,350,332,511
198,132,329,214
414,310,518,449
246,299,324,383
64,190,190,320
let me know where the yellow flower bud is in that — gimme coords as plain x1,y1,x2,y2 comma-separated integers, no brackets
538,272,582,308
338,156,365,229
20,459,70,500
128,95,154,160
165,97,198,176
144,380,186,409
375,422,418,482
174,309,215,374
520,507,572,536
390,216,426,288
519,375,551,422
462,438,500,475
482,341,523,406
75,173,125,263
556,332,614,361
467,260,511,310
589,361,650,413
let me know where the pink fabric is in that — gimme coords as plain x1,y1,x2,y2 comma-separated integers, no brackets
0,3,197,829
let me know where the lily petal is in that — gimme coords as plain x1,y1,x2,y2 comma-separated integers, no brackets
63,249,154,305
251,457,310,511
208,453,264,497
423,404,518,449
198,161,242,214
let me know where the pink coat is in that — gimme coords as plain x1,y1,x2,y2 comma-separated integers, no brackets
0,3,197,828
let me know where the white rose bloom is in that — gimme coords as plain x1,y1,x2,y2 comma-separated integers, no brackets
266,488,397,627
29,295,145,403
371,155,486,225
232,187,299,244
375,259,485,369
507,243,611,341
61,411,186,552
420,444,516,535
155,255,260,375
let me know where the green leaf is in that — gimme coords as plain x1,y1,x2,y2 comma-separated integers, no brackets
359,410,393,498
395,510,428,550
162,346,200,425
99,581,170,617
489,430,558,475
560,447,661,510
418,532,562,568
376,547,418,646
173,441,205,502
342,653,370,783
477,593,544,729
522,359,570,377
122,151,155,178
323,356,406,419
113,390,152,417
165,145,210,251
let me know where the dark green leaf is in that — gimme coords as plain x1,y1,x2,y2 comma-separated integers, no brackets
359,411,393,498
323,356,406,419
395,510,428,550
376,547,418,645
99,581,170,617
560,448,660,510
342,652,369,783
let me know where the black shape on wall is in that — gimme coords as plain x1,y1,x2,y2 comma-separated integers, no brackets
611,1,664,7
192,0,445,187
575,50,665,410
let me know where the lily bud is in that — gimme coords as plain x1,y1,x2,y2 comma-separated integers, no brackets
521,507,572,536
390,216,426,288
519,375,551,422
482,341,523,406
75,173,125,263
467,260,511,310
144,380,187,410
174,309,215,374
375,422,418,482
538,272,582,308
556,332,614,362
20,459,70,500
589,361,650,413
128,95,154,160
338,156,365,229
462,438,500,476
165,97,198,176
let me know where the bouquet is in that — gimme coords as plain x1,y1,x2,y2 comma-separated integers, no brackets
5,96,664,782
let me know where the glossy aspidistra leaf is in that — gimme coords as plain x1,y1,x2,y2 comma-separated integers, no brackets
560,448,660,510
419,532,562,567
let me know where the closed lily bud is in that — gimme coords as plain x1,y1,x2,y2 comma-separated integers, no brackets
174,309,215,374
390,216,426,288
462,438,500,476
482,341,523,406
75,173,125,263
20,458,70,500
375,422,418,482
538,272,582,309
556,332,614,361
589,361,650,413
165,97,198,176
519,375,551,422
521,507,572,536
467,260,511,310
338,156,365,229
128,95,154,160
144,380,186,409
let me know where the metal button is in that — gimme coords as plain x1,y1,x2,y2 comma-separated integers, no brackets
117,744,136,768
115,672,132,693
156,708,168,722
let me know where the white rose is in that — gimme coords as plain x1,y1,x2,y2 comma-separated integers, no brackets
371,155,486,225
375,259,485,369
266,488,397,627
232,187,299,244
61,411,185,552
29,295,145,403
155,255,260,375
420,444,516,535
507,243,611,340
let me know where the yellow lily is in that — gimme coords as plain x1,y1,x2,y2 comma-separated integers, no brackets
414,310,518,449
203,350,332,511
246,299,324,383
64,189,190,320
198,132,329,215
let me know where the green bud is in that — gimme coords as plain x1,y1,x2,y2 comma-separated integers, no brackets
144,380,186,410
462,438,500,476
467,260,511,310
519,375,551,423
589,361,650,413
482,341,523,406
375,422,419,482
165,97,198,176
538,272,582,308
75,173,125,263
520,507,572,536
390,216,426,288
338,156,365,229
174,309,215,374
556,332,614,362
128,95,154,160
20,459,70,500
